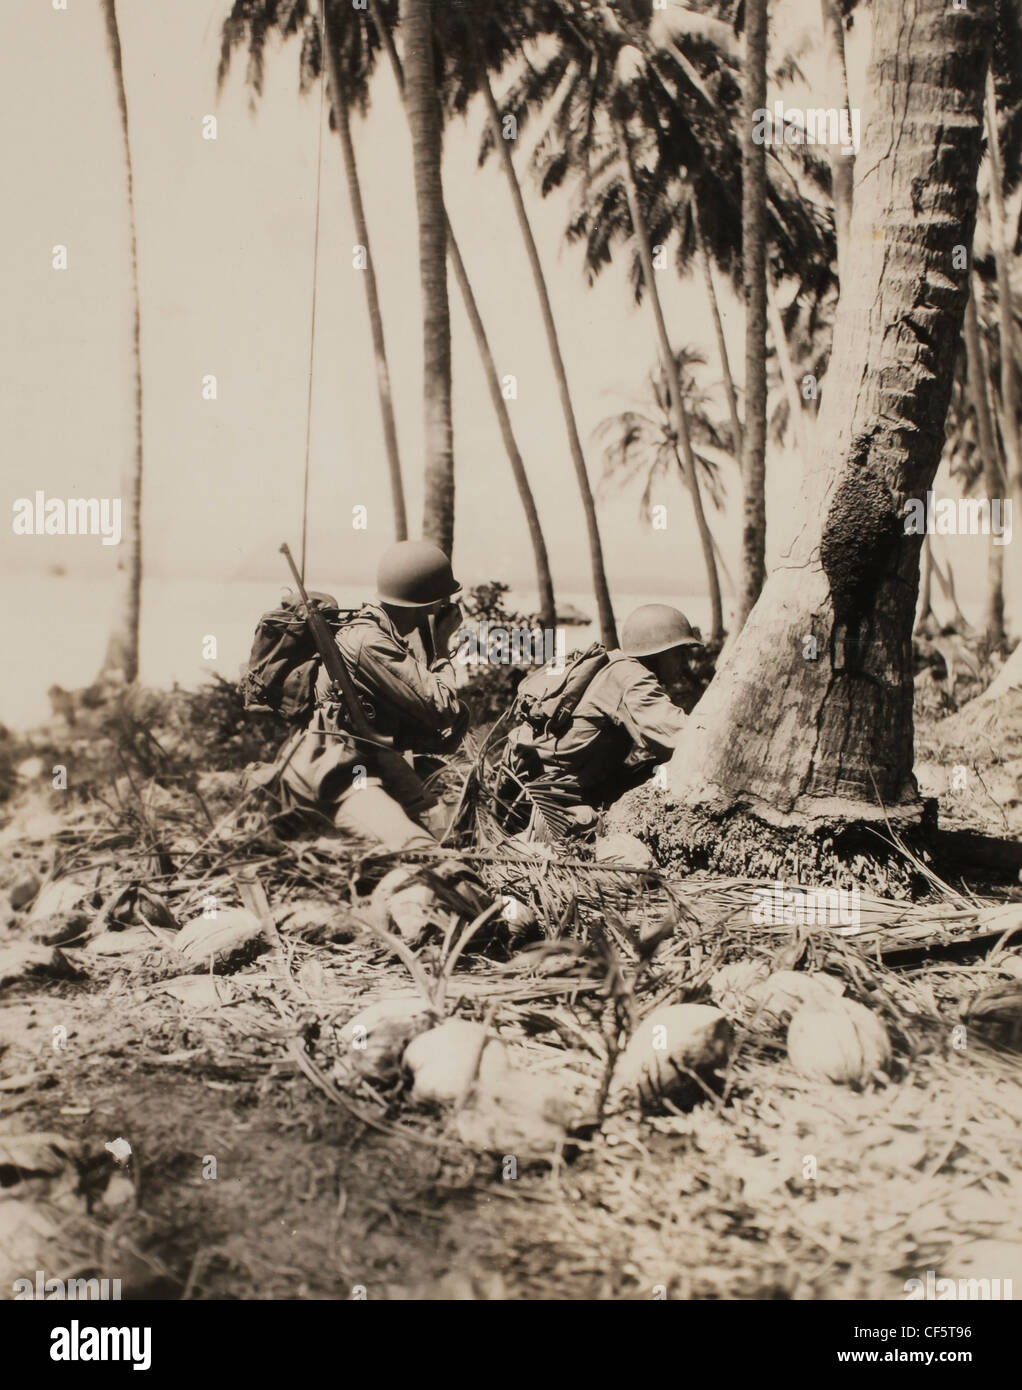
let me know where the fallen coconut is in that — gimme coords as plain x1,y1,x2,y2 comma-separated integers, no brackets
746,969,845,1022
338,996,435,1086
174,907,267,972
404,1018,509,1104
964,982,1022,1053
593,833,654,870
87,926,162,957
709,959,772,1013
613,1003,733,1111
369,868,443,946
28,878,95,922
8,869,41,911
787,997,892,1085
30,912,91,946
456,1069,579,1159
0,943,79,988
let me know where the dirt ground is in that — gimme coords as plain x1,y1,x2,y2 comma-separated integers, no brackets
1,687,1021,1302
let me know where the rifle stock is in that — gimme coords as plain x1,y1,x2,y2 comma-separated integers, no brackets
279,543,392,749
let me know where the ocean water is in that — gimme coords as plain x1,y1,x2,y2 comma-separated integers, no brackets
0,574,722,731
3,570,991,733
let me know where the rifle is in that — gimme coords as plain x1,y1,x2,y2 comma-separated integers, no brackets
279,542,393,750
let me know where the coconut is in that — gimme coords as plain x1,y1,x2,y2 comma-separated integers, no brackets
456,1069,578,1159
593,834,654,869
8,870,41,911
339,996,435,1086
369,869,444,945
787,997,892,1084
709,959,772,1013
746,969,845,1022
613,1004,733,1111
404,1019,509,1104
175,907,267,971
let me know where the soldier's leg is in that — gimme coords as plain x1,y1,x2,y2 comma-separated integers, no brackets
333,785,438,852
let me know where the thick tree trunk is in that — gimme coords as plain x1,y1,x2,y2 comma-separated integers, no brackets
98,0,142,685
819,0,855,290
736,0,768,633
963,287,1006,651
693,207,743,460
665,0,992,831
321,4,407,540
400,0,454,555
480,71,618,648
984,70,1022,526
617,123,723,643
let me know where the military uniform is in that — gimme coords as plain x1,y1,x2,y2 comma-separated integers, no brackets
501,653,688,832
279,603,469,849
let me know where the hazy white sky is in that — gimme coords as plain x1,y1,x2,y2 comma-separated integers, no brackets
0,0,1006,616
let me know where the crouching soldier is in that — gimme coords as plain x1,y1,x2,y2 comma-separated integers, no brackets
497,605,702,840
279,541,469,851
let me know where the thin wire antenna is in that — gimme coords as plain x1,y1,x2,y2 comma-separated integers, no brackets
301,11,329,583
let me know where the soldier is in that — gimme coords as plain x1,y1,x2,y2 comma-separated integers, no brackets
498,604,702,839
279,540,469,851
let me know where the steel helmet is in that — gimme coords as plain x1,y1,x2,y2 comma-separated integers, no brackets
377,540,461,607
621,604,702,657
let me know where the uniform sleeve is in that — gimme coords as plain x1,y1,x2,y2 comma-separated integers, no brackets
350,633,469,749
605,664,688,757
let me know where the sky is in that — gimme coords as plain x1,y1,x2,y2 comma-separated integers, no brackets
0,0,1009,619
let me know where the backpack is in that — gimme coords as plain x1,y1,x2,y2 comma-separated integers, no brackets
513,643,610,740
240,591,356,725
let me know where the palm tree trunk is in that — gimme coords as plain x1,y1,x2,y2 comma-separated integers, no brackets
479,70,618,647
373,21,555,626
693,206,743,459
321,4,407,540
766,277,810,467
985,69,1022,525
666,0,993,830
964,285,1006,651
819,0,855,288
98,0,142,685
400,0,454,555
914,535,933,635
617,121,723,643
929,545,973,633
446,232,557,627
736,0,768,634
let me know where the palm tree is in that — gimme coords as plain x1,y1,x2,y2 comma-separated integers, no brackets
614,104,724,640
98,0,142,685
819,0,854,286
476,61,618,646
737,0,768,633
597,347,734,618
668,0,995,842
369,14,557,626
218,1,409,540
955,285,1007,649
984,65,1022,526
400,0,454,553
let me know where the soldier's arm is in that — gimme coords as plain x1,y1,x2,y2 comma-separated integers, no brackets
608,665,688,758
356,633,469,749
